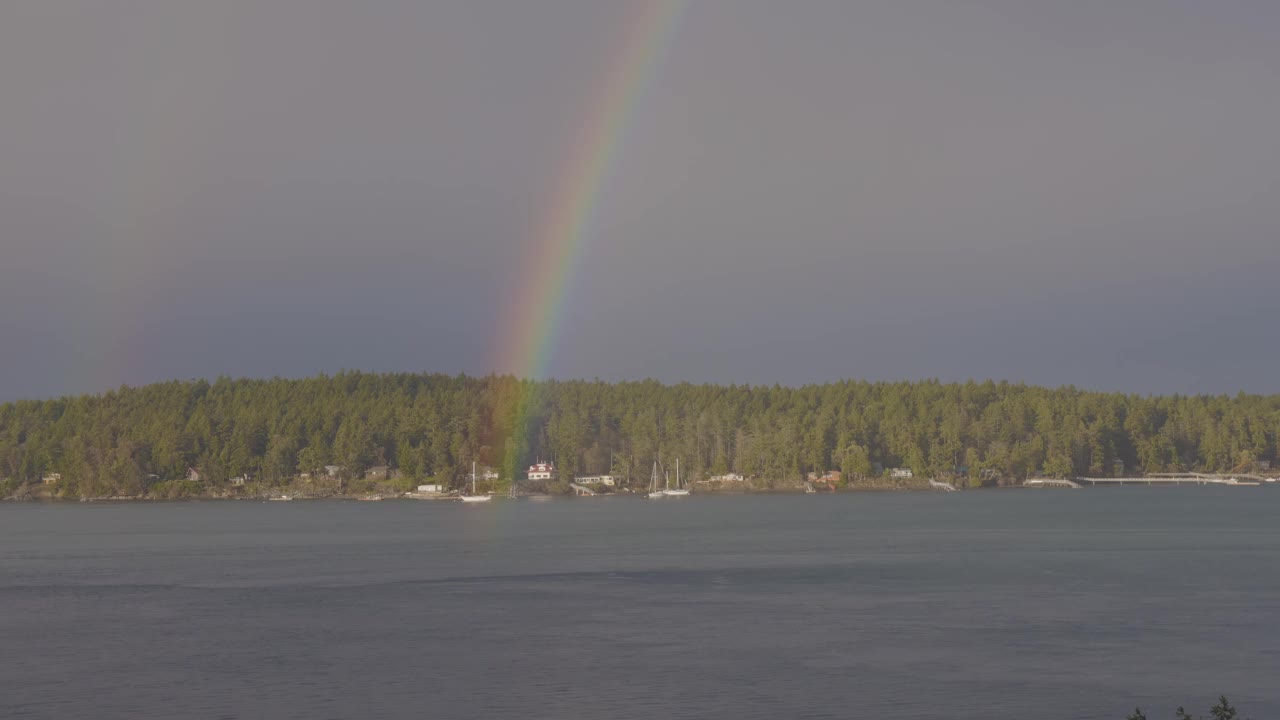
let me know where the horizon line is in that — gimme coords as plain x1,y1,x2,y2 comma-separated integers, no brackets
5,368,1276,404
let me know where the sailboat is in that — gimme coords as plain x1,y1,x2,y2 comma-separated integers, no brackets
646,461,665,499
663,457,690,496
460,461,492,503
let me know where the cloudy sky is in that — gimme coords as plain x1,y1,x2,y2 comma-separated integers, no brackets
2,0,1278,400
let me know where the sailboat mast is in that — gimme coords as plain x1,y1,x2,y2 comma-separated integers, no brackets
471,461,476,495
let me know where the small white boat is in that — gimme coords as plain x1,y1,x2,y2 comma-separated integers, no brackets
460,462,492,503
662,458,690,496
646,461,665,499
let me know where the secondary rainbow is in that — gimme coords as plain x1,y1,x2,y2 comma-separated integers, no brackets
495,0,684,381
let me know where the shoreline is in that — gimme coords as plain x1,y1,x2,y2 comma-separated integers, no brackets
4,484,959,503
8,481,1268,503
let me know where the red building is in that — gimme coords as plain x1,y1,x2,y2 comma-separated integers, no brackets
527,462,556,481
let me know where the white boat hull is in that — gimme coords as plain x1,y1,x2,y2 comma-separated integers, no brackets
661,489,689,496
460,495,492,503
647,492,665,499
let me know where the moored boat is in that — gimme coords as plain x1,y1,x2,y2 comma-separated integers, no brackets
662,458,689,496
460,462,492,503
646,461,665,499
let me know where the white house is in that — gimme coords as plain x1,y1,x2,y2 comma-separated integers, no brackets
230,475,248,486
42,473,62,485
889,468,914,479
416,484,443,493
324,465,345,478
705,473,746,483
527,462,556,481
574,475,617,486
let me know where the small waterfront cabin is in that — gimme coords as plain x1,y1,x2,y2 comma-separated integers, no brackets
704,473,746,483
807,470,841,487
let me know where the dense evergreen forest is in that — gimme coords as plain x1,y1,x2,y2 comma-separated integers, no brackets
2,372,1279,498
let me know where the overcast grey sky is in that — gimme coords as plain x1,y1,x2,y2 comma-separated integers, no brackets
2,0,1278,400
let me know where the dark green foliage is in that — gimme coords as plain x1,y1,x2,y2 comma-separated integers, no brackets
1210,695,1240,720
1136,696,1245,720
1,373,1278,498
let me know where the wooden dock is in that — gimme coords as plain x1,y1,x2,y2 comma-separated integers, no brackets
1024,478,1081,489
1074,474,1260,487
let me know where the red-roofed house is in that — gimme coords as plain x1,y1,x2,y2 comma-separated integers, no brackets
527,462,557,481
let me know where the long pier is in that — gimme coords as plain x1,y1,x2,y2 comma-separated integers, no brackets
1074,474,1260,487
1023,473,1273,488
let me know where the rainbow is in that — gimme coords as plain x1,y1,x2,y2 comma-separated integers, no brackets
495,0,684,382
492,0,685,478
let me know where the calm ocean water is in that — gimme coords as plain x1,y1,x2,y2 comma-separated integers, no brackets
2,489,1278,719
